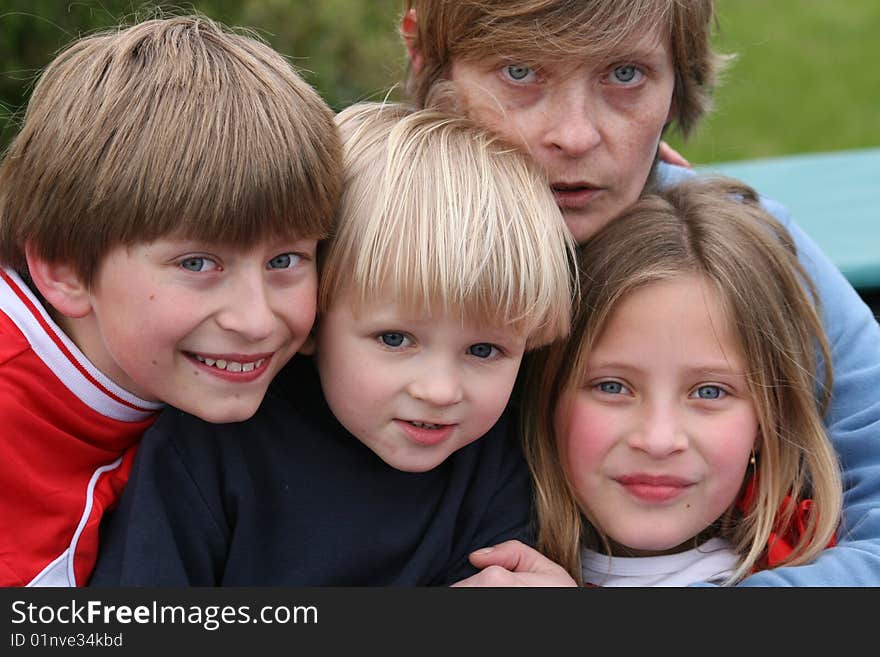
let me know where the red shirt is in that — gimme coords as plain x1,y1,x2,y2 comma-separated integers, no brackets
0,268,161,586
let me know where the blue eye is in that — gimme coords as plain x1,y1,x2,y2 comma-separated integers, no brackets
502,64,536,83
379,333,407,348
597,381,626,394
693,385,725,400
179,257,217,272
267,253,301,269
609,65,643,85
468,343,498,359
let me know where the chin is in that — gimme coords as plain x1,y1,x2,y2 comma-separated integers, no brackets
629,537,694,556
381,451,451,474
183,399,262,424
564,211,610,245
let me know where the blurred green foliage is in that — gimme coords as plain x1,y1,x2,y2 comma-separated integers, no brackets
1,0,878,162
0,0,404,149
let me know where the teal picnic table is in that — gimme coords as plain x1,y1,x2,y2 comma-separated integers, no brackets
698,147,880,317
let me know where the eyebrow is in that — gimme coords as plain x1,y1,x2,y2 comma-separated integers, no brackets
602,45,668,67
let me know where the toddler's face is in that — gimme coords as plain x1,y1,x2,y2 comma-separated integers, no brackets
83,235,318,422
555,275,758,555
315,291,527,472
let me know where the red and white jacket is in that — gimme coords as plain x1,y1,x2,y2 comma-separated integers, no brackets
0,268,161,587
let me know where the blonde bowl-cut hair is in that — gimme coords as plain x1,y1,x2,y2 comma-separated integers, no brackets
402,0,728,138
522,176,842,585
0,14,342,287
320,101,577,349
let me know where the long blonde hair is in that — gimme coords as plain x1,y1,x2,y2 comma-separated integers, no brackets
523,176,842,584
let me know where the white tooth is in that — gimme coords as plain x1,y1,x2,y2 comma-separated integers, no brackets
215,359,227,369
227,361,243,372
255,359,265,368
195,354,206,363
204,358,216,366
242,362,255,372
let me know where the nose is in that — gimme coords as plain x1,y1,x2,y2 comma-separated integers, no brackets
407,359,464,408
540,80,602,157
214,271,276,342
627,399,688,458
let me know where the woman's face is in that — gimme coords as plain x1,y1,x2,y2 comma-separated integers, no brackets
449,27,675,244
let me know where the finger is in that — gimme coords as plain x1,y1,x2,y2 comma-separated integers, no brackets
451,565,516,587
658,141,691,168
450,574,478,587
468,540,555,574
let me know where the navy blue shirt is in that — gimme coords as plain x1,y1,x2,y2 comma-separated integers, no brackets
91,355,533,586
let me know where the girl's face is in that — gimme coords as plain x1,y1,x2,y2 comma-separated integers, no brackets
554,275,758,556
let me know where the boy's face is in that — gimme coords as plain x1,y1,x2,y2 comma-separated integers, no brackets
448,27,675,244
314,291,527,472
82,236,319,423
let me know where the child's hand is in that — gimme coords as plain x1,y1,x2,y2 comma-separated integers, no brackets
658,141,691,168
450,540,578,587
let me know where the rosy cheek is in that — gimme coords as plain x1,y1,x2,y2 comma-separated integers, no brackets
703,414,758,491
554,393,607,477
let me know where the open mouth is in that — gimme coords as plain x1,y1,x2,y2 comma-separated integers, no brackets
551,182,597,193
396,419,456,447
550,182,602,208
406,420,447,430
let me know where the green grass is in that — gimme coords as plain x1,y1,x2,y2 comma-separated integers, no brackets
668,0,880,164
2,1,877,164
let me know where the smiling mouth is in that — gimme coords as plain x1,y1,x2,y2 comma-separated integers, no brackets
190,353,266,373
615,474,694,503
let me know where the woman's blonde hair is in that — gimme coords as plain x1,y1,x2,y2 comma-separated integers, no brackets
403,0,727,138
321,101,577,349
0,14,341,286
523,176,842,584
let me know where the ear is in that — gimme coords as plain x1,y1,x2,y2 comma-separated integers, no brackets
25,242,92,319
400,8,424,75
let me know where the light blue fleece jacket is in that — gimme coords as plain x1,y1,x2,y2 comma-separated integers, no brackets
657,162,880,586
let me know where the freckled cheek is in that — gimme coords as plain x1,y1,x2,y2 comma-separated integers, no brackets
462,87,538,150
470,103,521,145
617,95,667,147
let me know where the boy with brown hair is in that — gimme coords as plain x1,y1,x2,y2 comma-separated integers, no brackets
400,0,880,586
0,14,341,587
